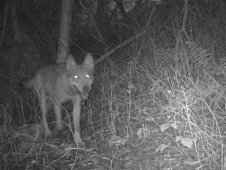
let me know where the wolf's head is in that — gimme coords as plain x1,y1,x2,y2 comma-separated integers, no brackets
66,53,94,99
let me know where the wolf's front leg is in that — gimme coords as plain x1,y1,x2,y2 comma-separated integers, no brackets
40,91,52,137
72,95,84,146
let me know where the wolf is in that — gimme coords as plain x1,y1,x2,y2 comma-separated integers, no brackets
23,53,94,146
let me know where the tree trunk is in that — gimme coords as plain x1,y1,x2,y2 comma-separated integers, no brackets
57,0,72,63
0,0,8,46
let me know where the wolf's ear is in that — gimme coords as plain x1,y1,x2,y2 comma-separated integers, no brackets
66,54,77,70
83,53,94,72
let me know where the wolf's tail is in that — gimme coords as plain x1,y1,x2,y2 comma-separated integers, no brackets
17,79,33,91
22,79,33,88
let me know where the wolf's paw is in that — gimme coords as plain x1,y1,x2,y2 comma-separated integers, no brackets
74,135,85,148
44,129,52,138
56,122,64,130
76,140,85,148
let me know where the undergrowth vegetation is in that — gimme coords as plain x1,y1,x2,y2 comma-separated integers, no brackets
1,1,226,169
2,39,226,169
92,41,226,169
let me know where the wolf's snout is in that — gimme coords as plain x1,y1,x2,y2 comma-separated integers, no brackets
82,85,90,93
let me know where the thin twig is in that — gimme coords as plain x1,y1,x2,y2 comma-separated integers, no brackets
95,31,146,65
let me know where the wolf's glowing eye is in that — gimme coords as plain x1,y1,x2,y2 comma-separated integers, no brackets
74,75,79,79
86,74,90,78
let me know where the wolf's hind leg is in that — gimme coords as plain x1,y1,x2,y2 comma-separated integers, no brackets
54,103,63,130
